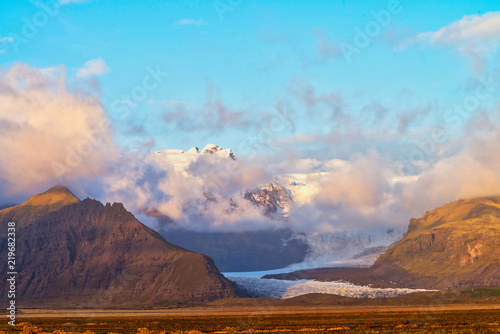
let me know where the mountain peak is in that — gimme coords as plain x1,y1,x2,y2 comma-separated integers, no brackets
23,185,80,209
201,144,236,160
201,143,222,154
185,146,200,154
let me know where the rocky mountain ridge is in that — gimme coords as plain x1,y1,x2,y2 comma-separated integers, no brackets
0,186,241,308
371,196,500,288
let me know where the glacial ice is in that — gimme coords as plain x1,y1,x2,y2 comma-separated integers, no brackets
228,276,432,299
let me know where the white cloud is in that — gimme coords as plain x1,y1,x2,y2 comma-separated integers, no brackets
403,11,500,72
99,147,274,232
400,123,500,214
76,58,109,78
0,37,13,43
174,19,206,26
0,63,116,197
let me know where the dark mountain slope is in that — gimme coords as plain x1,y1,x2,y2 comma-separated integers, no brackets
0,186,241,308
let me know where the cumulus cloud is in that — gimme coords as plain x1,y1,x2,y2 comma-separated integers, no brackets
76,58,109,78
96,144,397,234
267,112,500,233
400,123,500,213
0,63,116,199
278,152,406,233
403,11,500,72
315,152,391,210
97,147,275,232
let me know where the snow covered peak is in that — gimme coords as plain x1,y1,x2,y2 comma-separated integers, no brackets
155,144,235,159
185,147,200,154
201,143,220,154
152,144,237,174
201,144,236,160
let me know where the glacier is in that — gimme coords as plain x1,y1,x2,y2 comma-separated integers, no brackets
227,276,432,299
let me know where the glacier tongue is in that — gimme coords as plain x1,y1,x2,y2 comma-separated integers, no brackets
224,228,428,299
228,277,432,299
298,229,406,267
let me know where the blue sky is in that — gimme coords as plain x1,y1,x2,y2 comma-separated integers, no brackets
2,0,500,157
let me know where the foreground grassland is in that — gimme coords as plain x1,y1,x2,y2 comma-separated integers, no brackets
1,308,499,334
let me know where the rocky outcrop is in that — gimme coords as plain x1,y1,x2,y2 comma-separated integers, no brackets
0,186,241,308
244,182,293,218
